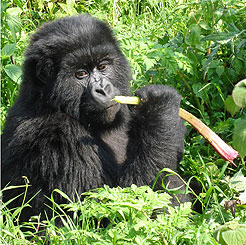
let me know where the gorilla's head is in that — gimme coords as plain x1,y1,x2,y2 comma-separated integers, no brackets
22,15,131,129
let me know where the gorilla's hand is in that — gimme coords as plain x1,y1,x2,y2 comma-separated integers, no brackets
122,84,186,190
133,85,181,119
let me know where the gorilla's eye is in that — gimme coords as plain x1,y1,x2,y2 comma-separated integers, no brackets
75,69,89,79
97,63,107,71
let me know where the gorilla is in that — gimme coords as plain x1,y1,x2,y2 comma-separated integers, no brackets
2,14,189,221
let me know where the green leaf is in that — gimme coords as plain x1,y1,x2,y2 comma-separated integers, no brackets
199,21,211,30
174,52,193,74
192,83,209,101
143,57,156,71
208,59,220,69
58,1,78,16
1,1,9,14
6,7,22,16
201,32,236,43
52,189,73,203
229,170,246,192
4,64,22,83
185,24,201,46
232,79,246,108
1,43,16,58
216,65,224,77
222,228,246,245
238,190,246,203
224,96,240,116
6,14,22,42
12,0,24,10
233,119,246,158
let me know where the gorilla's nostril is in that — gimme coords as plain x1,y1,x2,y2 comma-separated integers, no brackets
94,83,113,97
89,80,115,104
95,89,106,96
104,84,112,94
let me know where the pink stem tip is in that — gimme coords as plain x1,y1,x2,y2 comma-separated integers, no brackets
179,109,239,166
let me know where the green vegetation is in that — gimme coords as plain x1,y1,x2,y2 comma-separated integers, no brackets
1,0,246,244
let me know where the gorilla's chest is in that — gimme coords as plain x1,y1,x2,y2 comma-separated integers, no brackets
100,129,128,165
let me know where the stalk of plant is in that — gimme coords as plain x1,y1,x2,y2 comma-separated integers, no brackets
113,96,239,166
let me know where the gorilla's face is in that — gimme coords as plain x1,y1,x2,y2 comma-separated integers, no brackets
55,45,126,128
24,15,131,129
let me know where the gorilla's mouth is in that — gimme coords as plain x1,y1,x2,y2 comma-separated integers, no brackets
79,96,121,128
104,101,121,120
106,100,119,109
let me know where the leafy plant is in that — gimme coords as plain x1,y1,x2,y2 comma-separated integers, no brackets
225,79,246,159
214,222,246,245
1,2,23,130
0,184,219,244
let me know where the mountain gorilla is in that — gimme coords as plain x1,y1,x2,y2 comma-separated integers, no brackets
2,14,189,221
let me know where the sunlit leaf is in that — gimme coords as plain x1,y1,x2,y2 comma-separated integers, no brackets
233,119,246,158
232,79,246,108
201,32,237,42
222,227,246,245
143,57,156,71
6,14,21,42
199,21,211,30
6,7,22,16
1,43,16,58
229,170,246,192
4,64,22,83
224,96,240,116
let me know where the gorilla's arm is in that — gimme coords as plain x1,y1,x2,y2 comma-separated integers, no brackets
119,85,186,189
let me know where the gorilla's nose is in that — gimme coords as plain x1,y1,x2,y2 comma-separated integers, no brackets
90,80,115,104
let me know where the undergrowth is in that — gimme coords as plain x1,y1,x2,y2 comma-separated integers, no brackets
1,169,246,244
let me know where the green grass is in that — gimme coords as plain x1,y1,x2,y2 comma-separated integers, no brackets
1,179,246,244
1,0,246,244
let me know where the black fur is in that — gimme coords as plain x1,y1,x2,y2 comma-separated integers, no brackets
2,15,189,221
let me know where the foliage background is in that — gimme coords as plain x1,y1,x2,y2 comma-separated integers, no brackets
1,0,246,244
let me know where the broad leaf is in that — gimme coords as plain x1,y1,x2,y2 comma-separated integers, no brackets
216,65,224,77
233,119,246,158
143,57,156,71
4,64,22,83
201,32,237,43
232,79,246,108
224,96,240,116
229,170,246,192
1,43,16,58
222,227,246,245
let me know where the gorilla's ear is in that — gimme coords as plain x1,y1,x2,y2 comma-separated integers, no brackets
36,59,54,83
